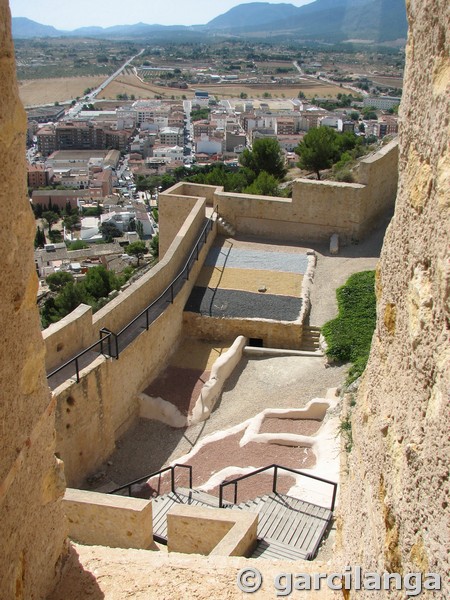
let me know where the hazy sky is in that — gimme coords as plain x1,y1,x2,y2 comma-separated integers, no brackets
9,0,312,30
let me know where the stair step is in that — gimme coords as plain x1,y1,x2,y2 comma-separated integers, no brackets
252,538,309,561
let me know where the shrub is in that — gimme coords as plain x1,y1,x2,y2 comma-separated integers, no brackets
322,271,376,383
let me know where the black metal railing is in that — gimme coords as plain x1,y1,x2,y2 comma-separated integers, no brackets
47,209,217,385
218,464,338,511
109,463,193,498
47,332,114,384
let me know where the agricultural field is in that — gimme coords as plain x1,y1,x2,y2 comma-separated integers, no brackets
98,71,342,102
18,76,106,107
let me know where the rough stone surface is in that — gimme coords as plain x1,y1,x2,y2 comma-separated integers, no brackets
49,543,341,599
0,3,67,597
337,2,450,597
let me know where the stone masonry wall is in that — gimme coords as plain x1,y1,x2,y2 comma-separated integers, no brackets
337,1,449,597
216,140,398,245
0,2,67,598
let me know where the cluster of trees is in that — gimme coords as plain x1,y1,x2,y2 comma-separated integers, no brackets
295,128,368,180
41,266,128,328
190,108,210,122
312,92,363,111
40,237,160,327
135,139,288,197
33,201,83,245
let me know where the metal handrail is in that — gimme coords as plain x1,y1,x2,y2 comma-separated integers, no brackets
218,464,338,511
47,332,113,383
47,207,218,383
109,463,193,497
117,210,216,339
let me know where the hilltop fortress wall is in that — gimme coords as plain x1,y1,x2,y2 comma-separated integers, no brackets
337,0,450,595
217,139,397,244
51,198,217,486
0,0,448,596
0,1,67,596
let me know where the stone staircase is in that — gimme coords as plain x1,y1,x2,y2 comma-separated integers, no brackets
299,325,322,354
216,216,236,236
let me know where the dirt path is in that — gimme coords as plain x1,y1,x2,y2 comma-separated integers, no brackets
309,218,390,326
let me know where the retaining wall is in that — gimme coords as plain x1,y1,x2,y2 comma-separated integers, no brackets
53,203,217,487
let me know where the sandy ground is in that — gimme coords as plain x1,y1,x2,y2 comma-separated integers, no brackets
49,544,341,600
308,218,391,326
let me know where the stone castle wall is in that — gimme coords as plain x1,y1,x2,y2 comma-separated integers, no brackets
44,198,208,371
54,213,217,486
0,2,67,597
216,139,398,244
337,1,450,596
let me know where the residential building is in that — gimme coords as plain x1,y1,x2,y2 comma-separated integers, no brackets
195,134,223,155
225,131,247,153
153,145,185,162
193,120,215,138
27,163,52,189
37,123,131,156
363,96,401,110
276,118,295,135
159,127,183,146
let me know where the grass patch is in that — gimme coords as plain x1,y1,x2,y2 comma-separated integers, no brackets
322,270,376,383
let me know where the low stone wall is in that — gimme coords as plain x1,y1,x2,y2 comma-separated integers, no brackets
190,335,247,426
64,488,153,549
183,312,303,350
44,304,95,373
138,336,248,428
160,140,397,247
167,504,258,557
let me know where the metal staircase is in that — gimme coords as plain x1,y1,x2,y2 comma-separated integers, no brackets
110,464,336,561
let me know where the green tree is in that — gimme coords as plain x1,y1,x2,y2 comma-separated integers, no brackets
54,282,85,316
136,220,144,240
239,138,286,180
67,240,89,250
295,127,339,180
63,214,81,233
83,266,118,301
150,234,159,259
243,171,281,196
34,226,46,249
46,271,74,292
99,222,123,243
125,241,148,266
42,210,59,233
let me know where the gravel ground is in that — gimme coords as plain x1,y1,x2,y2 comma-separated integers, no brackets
144,366,210,416
185,286,302,320
205,244,309,273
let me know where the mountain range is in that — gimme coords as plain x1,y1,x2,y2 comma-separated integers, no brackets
12,0,408,43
